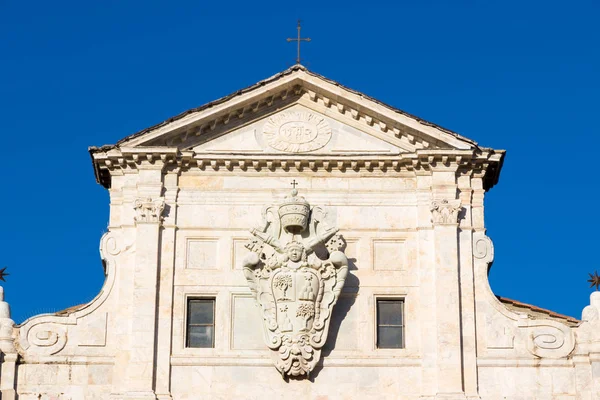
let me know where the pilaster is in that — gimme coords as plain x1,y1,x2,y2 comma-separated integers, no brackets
0,353,17,400
457,174,479,399
114,163,165,400
116,196,164,400
591,352,600,399
431,170,465,399
416,174,437,399
470,175,485,231
155,170,179,400
573,355,593,400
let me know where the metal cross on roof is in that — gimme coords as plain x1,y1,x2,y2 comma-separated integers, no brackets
291,179,299,189
589,271,600,291
287,20,311,64
0,267,9,282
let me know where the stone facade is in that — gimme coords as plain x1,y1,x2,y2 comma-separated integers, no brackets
2,65,599,399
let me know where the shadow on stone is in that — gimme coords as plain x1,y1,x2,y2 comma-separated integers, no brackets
308,270,360,380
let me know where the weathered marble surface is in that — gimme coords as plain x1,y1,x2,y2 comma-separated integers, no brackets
3,65,597,399
241,188,349,377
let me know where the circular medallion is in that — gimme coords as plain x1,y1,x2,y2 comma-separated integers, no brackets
262,111,332,153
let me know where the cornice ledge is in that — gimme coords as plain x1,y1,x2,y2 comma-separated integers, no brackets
414,149,475,156
121,75,303,148
299,74,476,151
120,146,179,155
92,147,505,189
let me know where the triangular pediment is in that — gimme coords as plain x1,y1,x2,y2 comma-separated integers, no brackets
90,66,505,190
110,65,480,154
191,104,405,156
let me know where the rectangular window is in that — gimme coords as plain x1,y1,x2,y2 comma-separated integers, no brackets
376,299,404,349
186,298,215,348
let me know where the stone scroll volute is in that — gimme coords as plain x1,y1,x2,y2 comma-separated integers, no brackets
241,189,348,378
473,231,494,265
517,317,575,359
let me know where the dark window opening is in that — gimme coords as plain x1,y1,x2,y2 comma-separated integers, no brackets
186,298,215,348
376,299,404,349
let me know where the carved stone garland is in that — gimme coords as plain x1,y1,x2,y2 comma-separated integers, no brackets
242,189,348,378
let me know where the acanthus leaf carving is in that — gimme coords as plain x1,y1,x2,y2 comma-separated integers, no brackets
134,197,165,224
242,189,348,378
431,199,462,225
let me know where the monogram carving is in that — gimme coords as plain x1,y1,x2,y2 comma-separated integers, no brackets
263,111,332,153
242,189,348,377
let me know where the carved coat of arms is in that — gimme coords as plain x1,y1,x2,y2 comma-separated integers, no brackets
241,188,348,378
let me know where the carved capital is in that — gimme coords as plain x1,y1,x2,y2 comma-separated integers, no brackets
431,199,462,225
134,197,165,224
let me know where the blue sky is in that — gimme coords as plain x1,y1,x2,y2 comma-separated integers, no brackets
1,1,598,323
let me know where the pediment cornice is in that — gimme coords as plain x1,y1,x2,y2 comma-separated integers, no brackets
90,146,504,191
90,65,504,190
99,66,478,153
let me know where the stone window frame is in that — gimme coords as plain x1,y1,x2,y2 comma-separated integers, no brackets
185,297,216,348
374,297,405,350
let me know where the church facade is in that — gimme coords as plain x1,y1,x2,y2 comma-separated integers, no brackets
1,65,600,399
